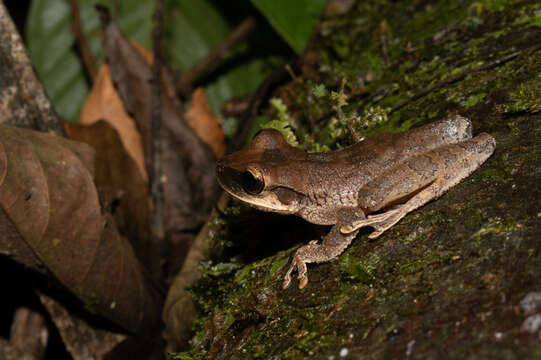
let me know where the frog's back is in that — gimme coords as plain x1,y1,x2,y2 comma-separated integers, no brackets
306,115,473,189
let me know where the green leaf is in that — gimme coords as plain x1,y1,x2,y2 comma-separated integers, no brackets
27,0,268,128
27,0,87,122
250,0,326,54
26,0,155,122
163,0,266,130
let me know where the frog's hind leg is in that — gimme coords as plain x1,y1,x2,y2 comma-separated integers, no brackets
341,133,496,238
341,177,451,238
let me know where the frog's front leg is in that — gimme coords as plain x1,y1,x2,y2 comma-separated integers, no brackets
341,133,496,238
283,225,359,289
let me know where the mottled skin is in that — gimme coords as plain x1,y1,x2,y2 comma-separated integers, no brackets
216,115,496,289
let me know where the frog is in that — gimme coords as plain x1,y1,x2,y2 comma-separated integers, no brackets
216,115,496,289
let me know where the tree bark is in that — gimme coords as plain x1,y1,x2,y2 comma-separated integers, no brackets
0,0,63,134
177,1,541,358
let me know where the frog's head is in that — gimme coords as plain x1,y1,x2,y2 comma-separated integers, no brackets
216,129,308,214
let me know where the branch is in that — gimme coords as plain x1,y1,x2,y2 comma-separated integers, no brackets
0,0,63,134
151,0,164,244
69,0,97,80
176,16,256,97
230,61,299,151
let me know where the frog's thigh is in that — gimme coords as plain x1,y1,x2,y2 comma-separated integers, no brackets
342,133,496,237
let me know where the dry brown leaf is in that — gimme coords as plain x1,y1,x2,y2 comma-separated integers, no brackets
186,87,225,157
131,43,226,157
65,120,160,279
79,65,147,181
39,293,126,360
131,41,226,156
101,15,218,235
0,125,162,333
132,41,153,64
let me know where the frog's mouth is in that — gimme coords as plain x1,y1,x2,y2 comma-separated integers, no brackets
216,165,297,214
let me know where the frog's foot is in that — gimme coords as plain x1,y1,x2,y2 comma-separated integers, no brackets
283,225,360,289
340,207,403,239
282,240,318,289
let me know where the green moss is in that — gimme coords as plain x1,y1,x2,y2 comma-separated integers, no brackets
461,92,487,107
478,167,512,184
340,253,379,285
503,77,541,113
399,256,432,275
170,352,196,360
261,118,300,147
512,3,541,27
471,217,521,237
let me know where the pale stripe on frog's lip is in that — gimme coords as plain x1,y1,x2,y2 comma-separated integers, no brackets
218,179,296,214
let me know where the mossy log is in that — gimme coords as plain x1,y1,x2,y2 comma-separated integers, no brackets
182,1,541,358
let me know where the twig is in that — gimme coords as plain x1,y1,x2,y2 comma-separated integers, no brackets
151,0,164,244
69,0,97,80
390,44,541,113
176,16,256,97
230,60,299,152
323,296,350,322
220,94,251,117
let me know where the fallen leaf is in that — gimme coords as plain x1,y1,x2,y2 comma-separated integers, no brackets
186,87,225,157
132,40,153,64
0,125,162,333
39,292,126,360
65,120,160,279
79,65,147,181
100,13,218,236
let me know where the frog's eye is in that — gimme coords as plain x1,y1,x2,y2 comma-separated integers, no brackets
242,167,265,195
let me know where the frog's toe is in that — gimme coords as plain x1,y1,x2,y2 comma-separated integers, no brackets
282,275,291,289
368,228,385,239
341,208,402,234
340,217,377,233
283,251,310,289
368,215,403,238
296,260,308,288
282,266,293,289
298,275,309,289
283,260,297,289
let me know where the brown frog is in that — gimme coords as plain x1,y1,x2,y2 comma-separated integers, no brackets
216,115,496,289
